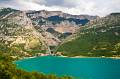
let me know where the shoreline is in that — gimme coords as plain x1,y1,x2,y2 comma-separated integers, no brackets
16,55,120,60
59,55,120,59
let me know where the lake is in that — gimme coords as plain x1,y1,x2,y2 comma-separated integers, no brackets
15,56,120,79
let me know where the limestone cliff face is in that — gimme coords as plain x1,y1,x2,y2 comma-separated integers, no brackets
26,10,98,46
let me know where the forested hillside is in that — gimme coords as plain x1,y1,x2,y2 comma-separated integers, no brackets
57,13,120,57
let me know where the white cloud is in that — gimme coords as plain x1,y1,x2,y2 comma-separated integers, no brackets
0,0,120,16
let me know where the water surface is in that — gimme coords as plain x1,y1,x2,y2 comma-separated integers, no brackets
15,56,120,79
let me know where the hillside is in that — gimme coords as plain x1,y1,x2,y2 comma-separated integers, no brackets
0,9,48,57
56,13,120,57
0,8,18,18
0,8,98,57
26,10,98,46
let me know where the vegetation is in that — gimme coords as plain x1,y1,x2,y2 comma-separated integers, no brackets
0,52,73,79
0,9,48,57
0,8,18,17
57,14,120,57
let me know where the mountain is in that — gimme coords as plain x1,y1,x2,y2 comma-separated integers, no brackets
0,8,98,57
0,9,48,57
56,13,120,57
26,10,98,47
26,10,98,33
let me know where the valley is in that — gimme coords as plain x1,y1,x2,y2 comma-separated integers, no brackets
0,8,120,58
0,0,120,79
0,8,99,59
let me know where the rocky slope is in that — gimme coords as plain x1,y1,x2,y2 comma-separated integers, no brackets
0,9,48,57
0,8,98,57
26,10,98,47
56,13,120,57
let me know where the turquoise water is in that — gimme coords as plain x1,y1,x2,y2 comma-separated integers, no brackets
15,56,120,79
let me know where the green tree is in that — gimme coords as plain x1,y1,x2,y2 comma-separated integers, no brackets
115,43,120,55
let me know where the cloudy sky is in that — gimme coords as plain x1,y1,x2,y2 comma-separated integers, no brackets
0,0,120,16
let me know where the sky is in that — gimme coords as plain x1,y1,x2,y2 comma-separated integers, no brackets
0,0,120,16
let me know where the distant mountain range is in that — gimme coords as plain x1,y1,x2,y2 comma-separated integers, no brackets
26,9,99,46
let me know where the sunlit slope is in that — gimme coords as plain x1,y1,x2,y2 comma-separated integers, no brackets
0,9,48,57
